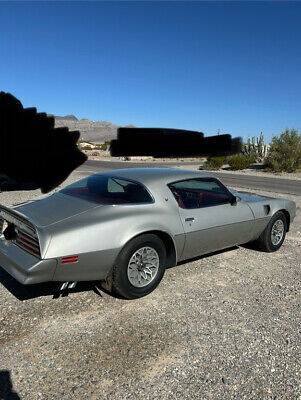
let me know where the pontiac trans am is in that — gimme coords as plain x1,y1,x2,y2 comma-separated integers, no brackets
0,168,296,299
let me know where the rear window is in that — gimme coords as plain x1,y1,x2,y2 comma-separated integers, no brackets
60,175,153,205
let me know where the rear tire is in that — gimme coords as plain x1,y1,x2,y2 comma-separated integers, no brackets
112,234,166,299
253,211,287,252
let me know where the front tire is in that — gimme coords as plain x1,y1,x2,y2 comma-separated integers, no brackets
254,211,287,252
112,234,167,299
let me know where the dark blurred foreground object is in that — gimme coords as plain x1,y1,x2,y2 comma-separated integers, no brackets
111,127,242,158
0,92,87,193
0,370,21,400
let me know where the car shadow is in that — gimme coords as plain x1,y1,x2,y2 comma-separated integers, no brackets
0,267,103,301
172,245,240,268
240,241,263,252
0,245,251,302
0,370,21,400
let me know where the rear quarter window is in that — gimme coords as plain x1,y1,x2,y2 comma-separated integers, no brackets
60,175,153,205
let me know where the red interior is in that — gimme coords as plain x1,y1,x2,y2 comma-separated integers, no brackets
171,187,229,209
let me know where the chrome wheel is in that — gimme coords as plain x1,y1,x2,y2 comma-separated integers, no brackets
271,219,284,246
127,246,160,288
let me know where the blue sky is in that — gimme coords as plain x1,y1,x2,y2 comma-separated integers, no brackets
1,1,300,142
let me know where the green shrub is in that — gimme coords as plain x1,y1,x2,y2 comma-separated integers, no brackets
201,156,225,170
228,155,251,170
247,153,257,164
100,141,111,151
265,129,301,172
81,145,93,150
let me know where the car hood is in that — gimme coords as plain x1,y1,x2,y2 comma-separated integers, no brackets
12,192,99,227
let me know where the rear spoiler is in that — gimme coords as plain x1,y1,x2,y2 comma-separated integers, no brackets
110,128,242,158
0,205,41,232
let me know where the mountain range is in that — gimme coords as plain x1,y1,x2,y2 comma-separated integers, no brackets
52,114,134,144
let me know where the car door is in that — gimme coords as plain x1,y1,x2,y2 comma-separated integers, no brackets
169,178,255,260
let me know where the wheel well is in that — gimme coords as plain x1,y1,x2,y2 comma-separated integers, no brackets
279,209,290,232
133,230,177,269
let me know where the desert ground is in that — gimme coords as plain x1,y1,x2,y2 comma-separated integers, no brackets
0,167,300,400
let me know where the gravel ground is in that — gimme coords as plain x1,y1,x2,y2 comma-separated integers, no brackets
0,170,300,400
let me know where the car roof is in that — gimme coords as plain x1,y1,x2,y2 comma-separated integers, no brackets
97,167,215,186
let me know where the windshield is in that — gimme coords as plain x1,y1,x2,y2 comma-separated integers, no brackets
60,175,153,205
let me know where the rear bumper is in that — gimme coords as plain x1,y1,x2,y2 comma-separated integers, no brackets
0,237,119,284
0,238,57,284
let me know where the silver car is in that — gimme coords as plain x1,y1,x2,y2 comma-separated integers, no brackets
0,168,296,299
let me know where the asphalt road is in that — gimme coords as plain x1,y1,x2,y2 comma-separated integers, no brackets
78,159,301,196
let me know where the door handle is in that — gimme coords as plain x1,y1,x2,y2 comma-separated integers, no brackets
185,217,195,222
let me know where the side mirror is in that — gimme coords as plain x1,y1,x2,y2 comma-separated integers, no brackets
230,195,241,205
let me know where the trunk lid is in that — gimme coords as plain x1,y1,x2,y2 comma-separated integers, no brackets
11,192,99,227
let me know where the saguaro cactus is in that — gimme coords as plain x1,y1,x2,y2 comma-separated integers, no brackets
242,133,268,162
256,132,269,161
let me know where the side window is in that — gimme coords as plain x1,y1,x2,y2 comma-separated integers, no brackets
169,178,230,209
61,175,153,204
